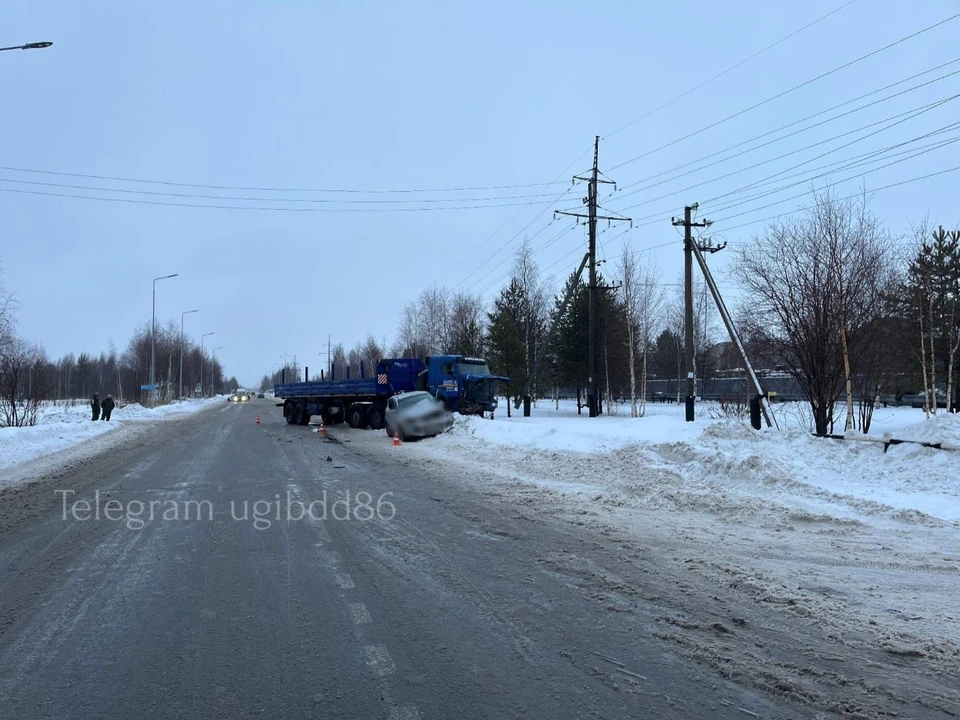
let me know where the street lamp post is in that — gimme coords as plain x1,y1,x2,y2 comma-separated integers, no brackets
179,309,199,401
200,332,214,397
212,347,223,396
151,273,178,408
0,41,53,52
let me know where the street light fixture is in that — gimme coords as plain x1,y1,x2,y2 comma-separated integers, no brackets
151,273,178,408
0,41,53,52
200,332,215,397
179,309,199,401
212,347,224,396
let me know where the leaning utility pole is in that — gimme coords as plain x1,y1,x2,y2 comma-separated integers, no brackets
689,238,776,429
556,136,631,417
672,204,711,422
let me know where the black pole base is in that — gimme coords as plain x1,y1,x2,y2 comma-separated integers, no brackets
685,396,695,422
749,395,762,430
523,396,531,417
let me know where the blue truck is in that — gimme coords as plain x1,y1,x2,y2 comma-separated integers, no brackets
274,355,507,429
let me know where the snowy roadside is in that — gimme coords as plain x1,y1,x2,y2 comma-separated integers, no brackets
334,399,960,711
0,398,223,489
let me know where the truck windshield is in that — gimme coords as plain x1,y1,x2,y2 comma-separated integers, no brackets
458,361,490,375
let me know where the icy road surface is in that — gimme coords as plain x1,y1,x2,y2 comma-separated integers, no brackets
0,397,957,718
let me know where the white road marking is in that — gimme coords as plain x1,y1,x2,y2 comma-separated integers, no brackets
335,573,355,589
364,644,396,677
348,603,372,625
388,707,421,720
321,550,341,565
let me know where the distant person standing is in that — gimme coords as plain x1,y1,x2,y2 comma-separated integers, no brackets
91,393,101,421
101,395,115,421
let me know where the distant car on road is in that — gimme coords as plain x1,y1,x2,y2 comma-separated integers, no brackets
228,391,250,403
384,391,454,440
257,392,265,399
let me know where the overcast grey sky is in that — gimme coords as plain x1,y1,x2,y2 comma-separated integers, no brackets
2,0,958,385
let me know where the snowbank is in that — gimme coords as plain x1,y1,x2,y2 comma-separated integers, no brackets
0,398,220,474
430,399,960,526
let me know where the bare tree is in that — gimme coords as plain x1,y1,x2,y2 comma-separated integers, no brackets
618,245,665,417
734,188,891,435
512,239,549,401
820,190,892,430
398,284,450,356
618,244,641,416
636,260,666,417
0,339,46,427
448,292,486,357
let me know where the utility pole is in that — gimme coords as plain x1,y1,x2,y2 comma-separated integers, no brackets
689,237,776,429
672,205,711,422
556,136,631,417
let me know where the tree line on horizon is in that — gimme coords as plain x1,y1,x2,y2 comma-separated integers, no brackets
258,188,959,435
0,295,239,427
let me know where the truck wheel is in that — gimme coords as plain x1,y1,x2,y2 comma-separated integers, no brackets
300,407,311,425
291,402,303,425
367,405,385,430
284,402,296,425
347,405,368,429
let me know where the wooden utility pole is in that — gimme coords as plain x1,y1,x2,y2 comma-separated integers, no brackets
672,204,711,422
556,136,631,417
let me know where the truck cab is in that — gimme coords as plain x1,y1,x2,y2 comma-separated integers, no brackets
425,355,508,416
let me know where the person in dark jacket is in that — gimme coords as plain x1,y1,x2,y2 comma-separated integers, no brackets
101,395,115,421
91,393,101,421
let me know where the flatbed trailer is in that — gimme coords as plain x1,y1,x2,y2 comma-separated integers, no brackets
275,354,507,429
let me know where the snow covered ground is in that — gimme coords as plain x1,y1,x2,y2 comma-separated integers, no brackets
441,399,960,525
0,398,221,480
342,397,960,703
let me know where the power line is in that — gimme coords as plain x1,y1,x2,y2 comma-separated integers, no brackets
607,11,960,172
0,185,569,213
466,221,578,295
609,93,960,221
691,94,960,206
704,123,960,212
0,164,566,195
608,58,960,199
705,135,960,222
446,145,593,284
622,127,960,231
603,0,859,139
709,165,960,231
708,143,959,223
0,176,581,205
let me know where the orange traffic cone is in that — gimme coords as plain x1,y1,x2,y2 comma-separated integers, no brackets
255,413,260,425
392,432,401,446
318,420,325,437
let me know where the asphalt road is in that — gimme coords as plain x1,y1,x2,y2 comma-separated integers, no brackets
0,400,810,719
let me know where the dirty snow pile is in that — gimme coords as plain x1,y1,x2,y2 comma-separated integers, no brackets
427,400,960,528
0,398,220,473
